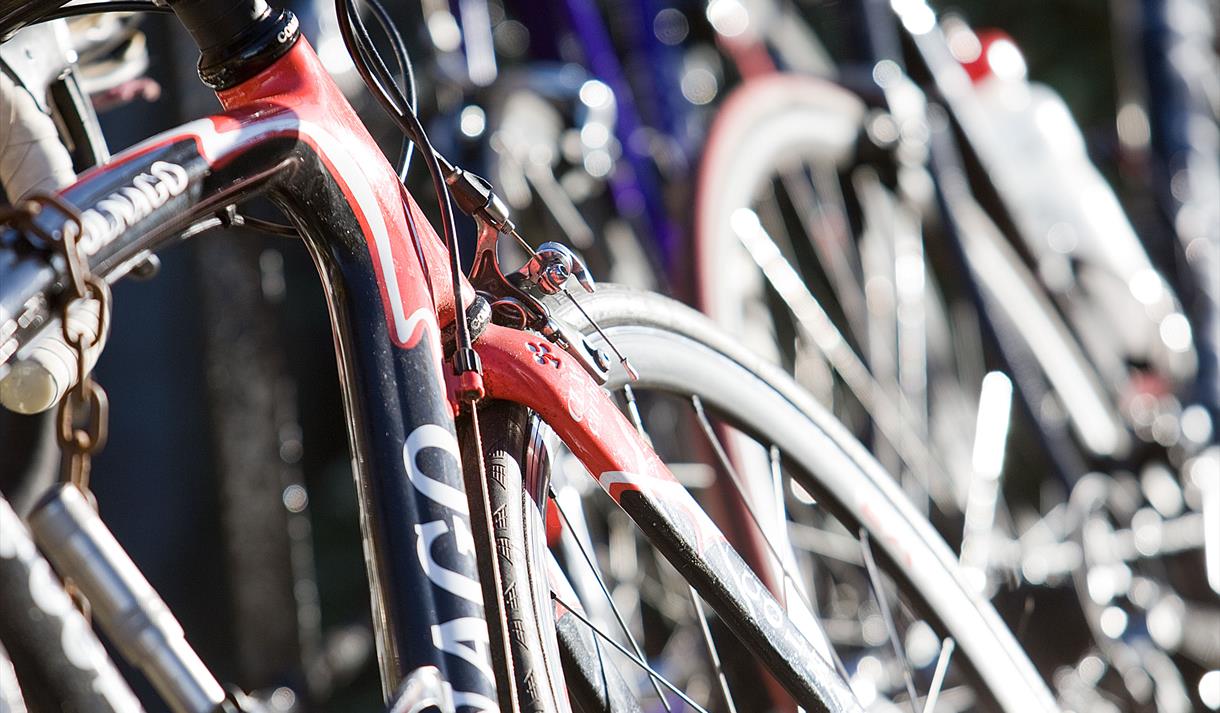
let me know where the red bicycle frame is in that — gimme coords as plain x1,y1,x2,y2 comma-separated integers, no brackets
0,8,854,711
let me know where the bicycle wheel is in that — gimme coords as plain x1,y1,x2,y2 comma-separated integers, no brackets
690,73,1220,712
691,72,1126,599
693,73,985,518
467,286,1057,713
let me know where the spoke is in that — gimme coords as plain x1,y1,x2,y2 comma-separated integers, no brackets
692,398,805,598
550,491,673,711
766,444,857,684
686,586,739,713
767,446,785,513
689,397,850,680
757,188,801,280
689,396,817,614
960,371,1013,591
767,445,793,610
1015,593,1035,641
922,638,955,713
732,209,942,498
552,593,712,713
784,521,866,565
778,166,868,340
620,384,652,446
859,529,921,713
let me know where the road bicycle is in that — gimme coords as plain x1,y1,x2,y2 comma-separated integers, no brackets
0,1,1064,711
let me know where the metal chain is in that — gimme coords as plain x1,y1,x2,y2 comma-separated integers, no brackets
40,193,113,503
4,193,114,618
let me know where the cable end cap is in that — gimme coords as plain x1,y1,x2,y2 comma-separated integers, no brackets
453,349,485,402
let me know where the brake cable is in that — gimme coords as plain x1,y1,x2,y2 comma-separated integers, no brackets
336,0,490,398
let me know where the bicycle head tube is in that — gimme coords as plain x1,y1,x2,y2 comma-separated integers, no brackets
166,0,300,90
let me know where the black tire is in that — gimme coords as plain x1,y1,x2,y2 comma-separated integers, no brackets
462,403,570,713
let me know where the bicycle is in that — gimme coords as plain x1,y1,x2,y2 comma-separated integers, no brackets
0,1,1062,711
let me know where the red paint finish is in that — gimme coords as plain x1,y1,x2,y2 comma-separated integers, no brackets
469,323,772,561
474,324,680,496
472,324,733,559
544,499,563,547
213,39,468,352
718,34,777,79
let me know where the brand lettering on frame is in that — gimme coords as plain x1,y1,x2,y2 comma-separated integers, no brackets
63,160,189,258
403,424,496,704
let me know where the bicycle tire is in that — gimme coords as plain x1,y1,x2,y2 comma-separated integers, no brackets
469,286,1058,713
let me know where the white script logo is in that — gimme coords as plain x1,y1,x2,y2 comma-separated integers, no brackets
64,160,189,257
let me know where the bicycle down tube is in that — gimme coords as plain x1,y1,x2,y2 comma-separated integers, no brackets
0,3,860,711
